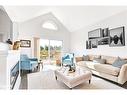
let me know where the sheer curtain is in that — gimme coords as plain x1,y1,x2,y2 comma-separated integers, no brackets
33,37,40,59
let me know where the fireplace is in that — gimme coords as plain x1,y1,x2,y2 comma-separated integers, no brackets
10,62,19,89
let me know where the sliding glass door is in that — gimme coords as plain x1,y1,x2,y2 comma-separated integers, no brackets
40,39,62,65
40,39,49,64
50,40,62,65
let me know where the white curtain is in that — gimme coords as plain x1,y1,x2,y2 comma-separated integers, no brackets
33,37,40,59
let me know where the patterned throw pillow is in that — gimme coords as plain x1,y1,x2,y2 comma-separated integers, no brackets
112,57,127,68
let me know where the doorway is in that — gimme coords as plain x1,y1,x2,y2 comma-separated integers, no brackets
40,39,62,65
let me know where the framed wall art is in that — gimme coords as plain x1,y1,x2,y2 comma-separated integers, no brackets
20,40,31,47
98,37,109,45
102,28,109,37
88,28,102,39
109,26,125,47
86,40,91,49
90,39,98,48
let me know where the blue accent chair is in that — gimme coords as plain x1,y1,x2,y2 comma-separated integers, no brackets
20,54,38,72
62,53,75,66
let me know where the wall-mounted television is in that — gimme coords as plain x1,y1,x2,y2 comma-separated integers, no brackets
88,28,102,39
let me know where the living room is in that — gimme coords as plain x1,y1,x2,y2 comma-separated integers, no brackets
0,1,127,95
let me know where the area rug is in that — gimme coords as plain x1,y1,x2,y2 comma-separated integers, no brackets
27,65,123,89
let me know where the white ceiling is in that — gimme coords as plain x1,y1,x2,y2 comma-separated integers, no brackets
3,6,127,32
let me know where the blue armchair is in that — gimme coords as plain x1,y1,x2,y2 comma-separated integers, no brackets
20,54,38,72
62,53,75,66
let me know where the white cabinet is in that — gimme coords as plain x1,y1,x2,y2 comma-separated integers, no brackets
0,51,8,89
0,50,21,89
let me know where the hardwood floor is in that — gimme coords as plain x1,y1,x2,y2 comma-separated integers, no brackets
19,74,27,89
19,68,40,89
19,71,28,89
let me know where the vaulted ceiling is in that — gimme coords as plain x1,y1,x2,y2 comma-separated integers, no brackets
3,6,127,32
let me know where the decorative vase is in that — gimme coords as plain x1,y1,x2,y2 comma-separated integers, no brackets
13,41,20,50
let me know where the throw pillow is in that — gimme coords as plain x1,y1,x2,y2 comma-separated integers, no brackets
112,57,127,68
82,55,89,61
93,58,106,64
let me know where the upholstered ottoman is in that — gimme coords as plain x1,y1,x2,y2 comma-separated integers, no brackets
54,66,92,89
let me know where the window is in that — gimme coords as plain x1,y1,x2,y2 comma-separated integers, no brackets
42,21,58,30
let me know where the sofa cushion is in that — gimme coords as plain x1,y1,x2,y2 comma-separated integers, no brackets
75,57,83,62
93,58,106,64
76,61,85,66
112,57,127,68
86,61,100,70
88,55,101,61
76,61,99,70
124,58,127,60
82,55,89,61
101,55,117,64
94,64,120,76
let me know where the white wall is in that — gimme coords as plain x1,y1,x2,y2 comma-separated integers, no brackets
18,13,70,57
71,11,127,58
0,8,12,42
12,22,19,42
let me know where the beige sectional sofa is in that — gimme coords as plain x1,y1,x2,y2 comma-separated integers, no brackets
75,55,127,85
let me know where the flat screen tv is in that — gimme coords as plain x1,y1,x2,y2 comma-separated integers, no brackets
109,26,125,47
88,28,102,39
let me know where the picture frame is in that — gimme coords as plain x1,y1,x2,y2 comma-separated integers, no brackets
20,40,31,47
109,26,125,47
101,28,109,37
88,28,102,39
90,39,98,48
98,37,109,45
86,40,91,49
98,28,109,45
